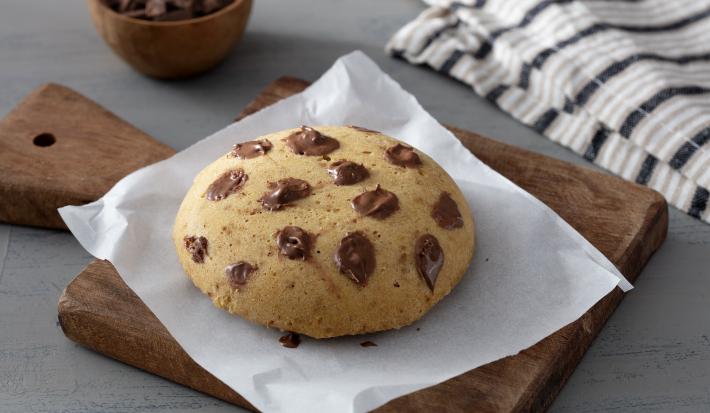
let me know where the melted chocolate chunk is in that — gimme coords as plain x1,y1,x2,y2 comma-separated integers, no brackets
205,169,248,201
327,160,369,185
432,192,464,229
385,143,422,168
229,139,272,159
347,125,380,134
276,226,312,260
360,341,378,347
351,185,399,219
284,126,340,156
279,332,301,348
184,236,208,263
259,178,311,211
334,232,375,285
415,235,444,291
225,261,256,288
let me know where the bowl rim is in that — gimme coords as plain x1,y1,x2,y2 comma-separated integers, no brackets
93,0,248,26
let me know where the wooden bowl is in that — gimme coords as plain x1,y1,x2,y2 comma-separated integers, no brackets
87,0,252,79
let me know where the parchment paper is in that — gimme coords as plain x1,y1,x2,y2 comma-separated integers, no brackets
59,51,631,413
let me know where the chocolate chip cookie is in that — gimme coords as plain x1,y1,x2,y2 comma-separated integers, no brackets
173,125,475,338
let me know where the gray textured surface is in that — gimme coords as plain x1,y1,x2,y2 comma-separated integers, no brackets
1,1,709,412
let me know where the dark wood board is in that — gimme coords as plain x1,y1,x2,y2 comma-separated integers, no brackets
54,77,667,412
0,83,174,229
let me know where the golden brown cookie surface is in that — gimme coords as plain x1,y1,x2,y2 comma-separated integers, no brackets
173,125,475,338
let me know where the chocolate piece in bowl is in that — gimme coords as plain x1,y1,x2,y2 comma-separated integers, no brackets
173,126,475,338
104,0,235,21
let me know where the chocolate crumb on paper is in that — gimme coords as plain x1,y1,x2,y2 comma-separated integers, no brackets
279,332,301,348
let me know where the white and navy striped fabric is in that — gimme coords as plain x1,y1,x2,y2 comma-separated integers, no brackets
387,0,710,223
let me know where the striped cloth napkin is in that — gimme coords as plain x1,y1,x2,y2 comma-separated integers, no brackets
387,0,710,223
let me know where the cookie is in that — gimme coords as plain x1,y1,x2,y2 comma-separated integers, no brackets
173,125,475,339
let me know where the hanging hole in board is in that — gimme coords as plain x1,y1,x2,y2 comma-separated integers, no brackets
33,133,56,147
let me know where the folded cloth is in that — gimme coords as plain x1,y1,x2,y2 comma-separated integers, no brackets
387,0,710,223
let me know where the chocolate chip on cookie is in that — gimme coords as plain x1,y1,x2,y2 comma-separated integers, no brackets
225,261,257,288
351,185,399,219
284,126,340,156
259,178,311,211
385,143,421,168
334,232,376,285
415,234,444,291
347,125,380,134
327,160,369,185
229,139,273,159
432,192,464,229
184,235,208,263
277,226,312,260
205,169,248,201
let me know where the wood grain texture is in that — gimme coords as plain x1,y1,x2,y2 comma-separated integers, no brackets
0,83,174,229
58,77,668,412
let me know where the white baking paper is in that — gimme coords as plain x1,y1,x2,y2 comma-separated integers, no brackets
59,51,631,413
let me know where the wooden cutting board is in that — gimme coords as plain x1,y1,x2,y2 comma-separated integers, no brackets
1,77,667,412
0,83,174,229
